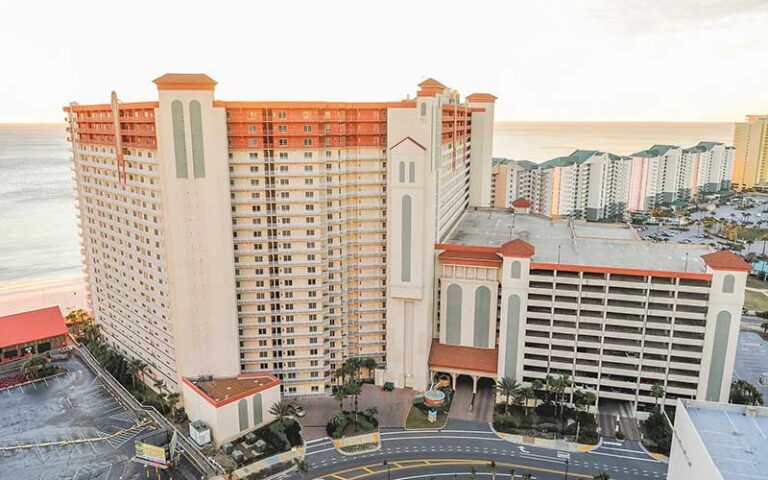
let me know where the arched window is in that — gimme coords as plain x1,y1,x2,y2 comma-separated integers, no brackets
189,100,205,178
473,286,491,347
398,161,405,183
446,284,462,345
505,295,521,378
252,393,262,426
420,102,427,117
706,311,732,401
401,195,412,282
722,274,735,294
171,100,188,178
238,399,248,432
510,261,521,279
409,161,416,183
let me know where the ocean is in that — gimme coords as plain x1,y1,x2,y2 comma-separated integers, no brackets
0,121,734,286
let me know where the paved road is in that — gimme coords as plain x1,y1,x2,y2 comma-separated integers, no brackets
297,423,667,480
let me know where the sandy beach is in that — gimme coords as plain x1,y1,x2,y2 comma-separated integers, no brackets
0,275,88,316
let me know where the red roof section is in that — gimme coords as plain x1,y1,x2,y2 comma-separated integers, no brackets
439,250,502,267
701,250,751,271
512,197,532,208
466,93,498,103
153,73,217,91
182,374,281,408
428,340,498,374
0,306,68,349
500,239,535,258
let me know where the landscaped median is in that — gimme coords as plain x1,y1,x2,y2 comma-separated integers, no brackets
332,431,381,455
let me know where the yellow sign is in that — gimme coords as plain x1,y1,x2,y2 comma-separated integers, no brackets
135,442,166,465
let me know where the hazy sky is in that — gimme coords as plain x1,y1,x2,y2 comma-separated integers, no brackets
1,0,766,123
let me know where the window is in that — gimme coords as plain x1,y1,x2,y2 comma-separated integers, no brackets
189,100,205,178
303,125,312,133
279,139,288,146
409,161,415,183
401,195,412,281
398,161,405,182
171,100,188,178
420,102,427,116
277,111,287,119
510,261,522,279
722,274,735,294
248,125,257,133
304,138,313,146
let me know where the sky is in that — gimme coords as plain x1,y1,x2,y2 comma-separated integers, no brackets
1,0,766,123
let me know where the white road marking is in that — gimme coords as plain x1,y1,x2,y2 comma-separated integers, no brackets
588,450,660,463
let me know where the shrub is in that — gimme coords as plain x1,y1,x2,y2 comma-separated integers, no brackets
535,422,561,434
383,382,394,392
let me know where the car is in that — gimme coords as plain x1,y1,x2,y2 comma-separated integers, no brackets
290,404,306,418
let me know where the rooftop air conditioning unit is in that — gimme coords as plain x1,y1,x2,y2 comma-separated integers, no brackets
189,420,211,447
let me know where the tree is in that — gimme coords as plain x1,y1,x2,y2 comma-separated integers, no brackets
531,379,544,407
496,377,521,415
126,358,147,390
165,392,180,416
269,400,296,428
346,381,363,431
333,386,347,411
487,461,497,480
22,355,51,381
153,378,166,393
730,380,764,406
523,474,533,480
65,308,92,336
651,383,665,408
294,459,309,480
761,321,768,336
81,323,101,343
760,233,768,257
468,466,477,480
509,469,516,480
594,473,611,480
518,386,535,416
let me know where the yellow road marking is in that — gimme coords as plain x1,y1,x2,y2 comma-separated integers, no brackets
321,458,594,480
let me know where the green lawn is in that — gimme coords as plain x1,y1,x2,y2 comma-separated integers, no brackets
747,276,768,290
744,290,768,312
405,405,447,429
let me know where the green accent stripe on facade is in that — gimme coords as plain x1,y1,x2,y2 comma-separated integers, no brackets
401,195,412,282
252,393,262,426
189,100,206,178
171,100,188,178
238,399,248,432
706,311,731,401
446,284,462,345
505,295,520,378
473,286,491,347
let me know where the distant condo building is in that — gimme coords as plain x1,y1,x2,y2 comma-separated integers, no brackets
64,74,495,397
491,142,733,219
732,114,768,189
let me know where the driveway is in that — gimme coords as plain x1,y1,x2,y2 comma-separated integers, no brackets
448,377,494,424
295,384,415,440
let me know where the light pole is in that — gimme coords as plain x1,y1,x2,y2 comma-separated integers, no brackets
383,460,391,480
563,458,569,480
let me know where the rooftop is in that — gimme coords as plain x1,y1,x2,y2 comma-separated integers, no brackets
442,209,715,274
681,399,768,479
0,306,68,349
183,374,280,407
428,340,498,374
153,73,217,91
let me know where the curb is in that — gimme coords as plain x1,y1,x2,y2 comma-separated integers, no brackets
335,441,382,456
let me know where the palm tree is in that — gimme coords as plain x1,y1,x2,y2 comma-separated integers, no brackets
269,400,295,428
294,459,309,480
730,380,764,406
333,386,348,411
761,321,768,336
126,358,147,390
651,383,665,408
468,466,477,480
496,377,521,415
22,356,51,381
760,233,768,257
165,392,180,417
523,474,533,480
509,468,516,479
153,378,166,393
518,386,535,416
81,323,101,343
593,473,611,480
346,381,363,431
531,379,544,408
487,461,497,480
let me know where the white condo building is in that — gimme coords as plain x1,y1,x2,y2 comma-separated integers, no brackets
65,74,747,427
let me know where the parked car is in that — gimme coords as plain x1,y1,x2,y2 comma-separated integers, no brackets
291,404,306,418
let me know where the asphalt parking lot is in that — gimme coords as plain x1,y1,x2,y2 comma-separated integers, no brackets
0,356,197,480
734,331,768,400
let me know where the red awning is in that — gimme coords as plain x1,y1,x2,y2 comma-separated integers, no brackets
428,339,498,374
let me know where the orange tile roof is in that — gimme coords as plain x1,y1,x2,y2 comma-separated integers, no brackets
428,340,498,374
701,250,751,271
511,197,532,208
439,250,502,267
153,73,217,91
182,374,280,408
500,239,535,258
418,78,446,88
466,93,498,103
0,306,68,349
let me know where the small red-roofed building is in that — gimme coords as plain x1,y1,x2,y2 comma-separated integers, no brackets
0,306,68,363
181,373,281,444
511,197,532,214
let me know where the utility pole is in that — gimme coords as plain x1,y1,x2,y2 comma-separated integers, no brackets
563,458,569,480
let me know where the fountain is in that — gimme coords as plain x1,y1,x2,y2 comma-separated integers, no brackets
423,374,450,407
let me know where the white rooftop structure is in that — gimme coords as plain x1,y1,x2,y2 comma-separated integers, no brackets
445,209,713,273
669,399,768,480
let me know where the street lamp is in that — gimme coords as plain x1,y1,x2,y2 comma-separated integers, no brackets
563,458,569,480
383,460,391,480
